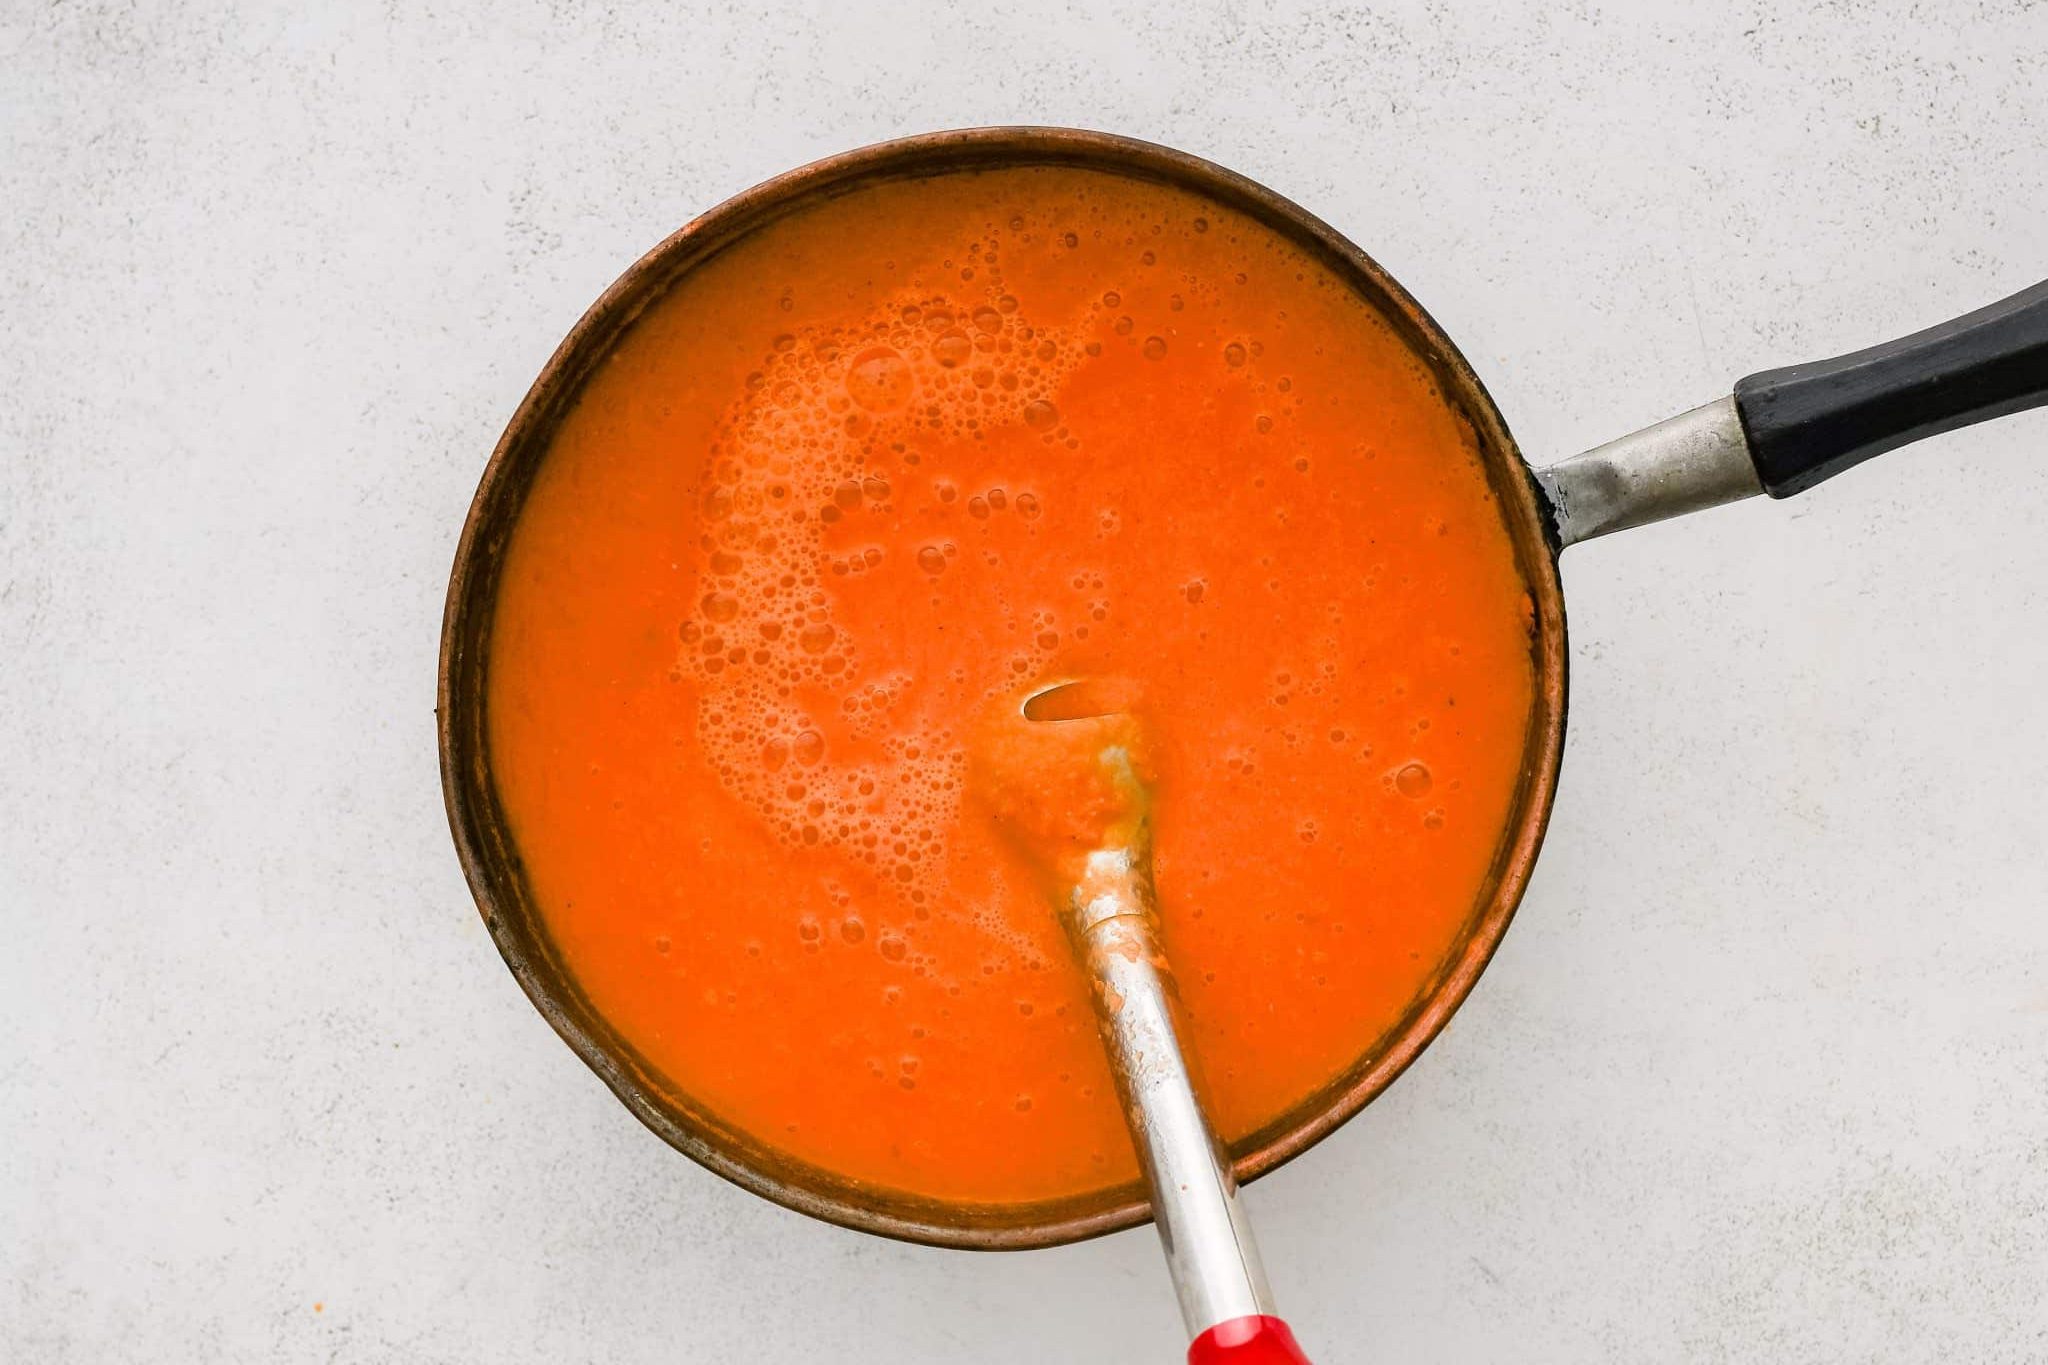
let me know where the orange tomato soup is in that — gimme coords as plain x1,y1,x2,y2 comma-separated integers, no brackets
486,164,1537,1206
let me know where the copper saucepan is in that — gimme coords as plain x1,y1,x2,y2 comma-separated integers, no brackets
438,127,2048,1250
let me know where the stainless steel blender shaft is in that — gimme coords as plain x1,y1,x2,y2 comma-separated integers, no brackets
1066,844,1277,1337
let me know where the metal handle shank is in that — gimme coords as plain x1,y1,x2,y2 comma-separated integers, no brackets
1535,279,2048,547
1533,396,1761,549
1068,847,1275,1338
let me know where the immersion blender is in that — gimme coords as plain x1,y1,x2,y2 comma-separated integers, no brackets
976,680,1315,1365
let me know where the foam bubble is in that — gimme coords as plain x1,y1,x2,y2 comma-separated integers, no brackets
932,330,972,367
1395,762,1432,797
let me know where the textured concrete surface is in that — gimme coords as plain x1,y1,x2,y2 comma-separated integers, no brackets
4,1,2046,1360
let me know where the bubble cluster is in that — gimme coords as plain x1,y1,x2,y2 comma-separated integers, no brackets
673,249,1094,913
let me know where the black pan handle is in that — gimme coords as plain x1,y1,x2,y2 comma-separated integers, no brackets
1733,278,2048,497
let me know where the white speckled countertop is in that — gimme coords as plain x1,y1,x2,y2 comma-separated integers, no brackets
4,2,2045,1360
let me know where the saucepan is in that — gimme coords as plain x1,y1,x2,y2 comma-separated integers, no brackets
438,128,2048,1253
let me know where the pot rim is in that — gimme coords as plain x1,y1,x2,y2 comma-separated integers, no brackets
438,125,1569,1250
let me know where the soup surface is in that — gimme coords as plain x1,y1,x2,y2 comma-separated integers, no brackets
486,162,1538,1206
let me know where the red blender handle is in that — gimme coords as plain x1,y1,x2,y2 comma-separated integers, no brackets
1187,1314,1313,1364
